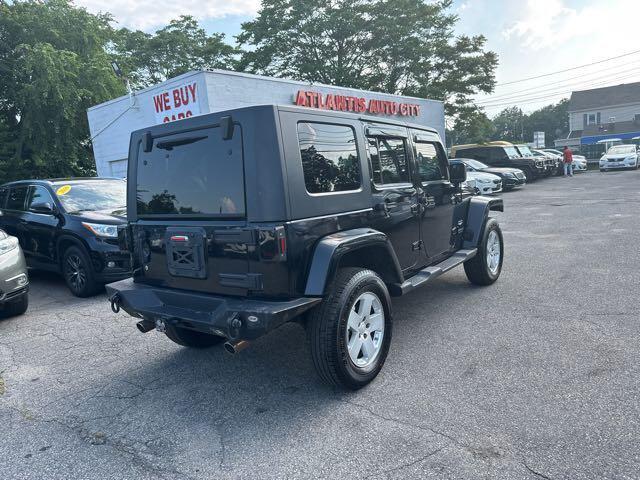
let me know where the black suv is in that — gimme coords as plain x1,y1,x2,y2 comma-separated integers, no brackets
453,143,546,181
108,105,504,389
0,178,131,296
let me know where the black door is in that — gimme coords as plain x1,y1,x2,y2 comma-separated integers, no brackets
1,185,30,247
23,185,60,267
367,135,422,272
412,135,457,263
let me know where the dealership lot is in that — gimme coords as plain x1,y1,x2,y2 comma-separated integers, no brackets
1,171,639,479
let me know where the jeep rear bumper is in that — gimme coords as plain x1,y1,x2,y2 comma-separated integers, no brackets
106,278,321,341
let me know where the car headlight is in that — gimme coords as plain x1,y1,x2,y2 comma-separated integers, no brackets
505,172,516,178
626,156,636,162
535,160,544,167
82,222,118,238
0,236,19,255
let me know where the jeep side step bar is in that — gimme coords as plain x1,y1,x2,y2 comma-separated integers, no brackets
389,249,478,296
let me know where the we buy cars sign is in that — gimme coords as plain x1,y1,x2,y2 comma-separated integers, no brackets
152,82,200,124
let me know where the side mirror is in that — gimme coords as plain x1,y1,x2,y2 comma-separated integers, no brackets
449,160,467,185
30,202,54,214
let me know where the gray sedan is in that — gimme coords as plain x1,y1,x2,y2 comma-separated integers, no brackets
0,229,28,317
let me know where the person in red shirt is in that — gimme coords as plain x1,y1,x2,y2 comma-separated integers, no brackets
563,146,574,177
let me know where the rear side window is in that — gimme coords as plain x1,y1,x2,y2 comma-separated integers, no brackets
297,122,361,194
415,142,448,182
6,186,28,211
136,126,245,216
369,137,410,185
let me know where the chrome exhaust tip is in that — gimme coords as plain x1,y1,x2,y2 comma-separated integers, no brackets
224,339,250,355
136,320,155,333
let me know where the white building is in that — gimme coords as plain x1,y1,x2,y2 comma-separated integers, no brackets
87,70,446,178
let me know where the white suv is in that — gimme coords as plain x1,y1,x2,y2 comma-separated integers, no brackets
599,145,639,171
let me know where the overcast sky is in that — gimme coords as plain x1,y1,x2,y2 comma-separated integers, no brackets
77,0,640,116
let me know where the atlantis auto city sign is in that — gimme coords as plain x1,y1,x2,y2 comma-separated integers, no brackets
294,90,421,117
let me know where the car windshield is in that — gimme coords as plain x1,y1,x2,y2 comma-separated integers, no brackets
464,159,488,170
516,145,533,156
53,180,126,214
504,146,521,159
607,145,635,155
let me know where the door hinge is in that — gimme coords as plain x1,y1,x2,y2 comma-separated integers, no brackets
411,240,423,251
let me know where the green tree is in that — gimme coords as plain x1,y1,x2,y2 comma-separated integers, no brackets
522,99,569,146
238,0,497,115
114,16,238,89
449,106,495,146
0,0,124,182
491,106,525,142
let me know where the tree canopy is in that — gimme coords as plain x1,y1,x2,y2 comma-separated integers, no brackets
0,0,124,181
0,0,506,183
113,16,238,89
238,0,498,115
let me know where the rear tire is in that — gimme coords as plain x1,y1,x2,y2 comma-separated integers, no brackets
308,268,392,390
62,246,101,297
3,294,28,317
523,167,536,182
164,324,225,348
464,218,503,286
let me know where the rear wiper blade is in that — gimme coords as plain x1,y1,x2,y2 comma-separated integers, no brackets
156,136,207,151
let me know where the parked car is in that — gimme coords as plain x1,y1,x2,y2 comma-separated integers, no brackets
599,145,639,171
531,149,561,175
460,158,526,190
465,170,502,195
0,178,131,297
571,154,588,172
540,148,587,175
451,141,546,181
0,229,29,317
515,144,556,176
107,105,505,390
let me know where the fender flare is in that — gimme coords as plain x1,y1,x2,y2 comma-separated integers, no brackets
56,234,89,265
304,228,403,296
463,196,504,249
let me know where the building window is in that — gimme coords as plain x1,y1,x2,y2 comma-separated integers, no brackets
583,112,600,127
368,137,410,185
298,122,361,194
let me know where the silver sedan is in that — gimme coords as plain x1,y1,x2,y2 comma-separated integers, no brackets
0,229,29,317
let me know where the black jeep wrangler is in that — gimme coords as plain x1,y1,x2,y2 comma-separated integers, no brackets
107,105,504,389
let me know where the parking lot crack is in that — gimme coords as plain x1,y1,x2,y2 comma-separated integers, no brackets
522,460,553,480
340,398,468,450
368,446,444,478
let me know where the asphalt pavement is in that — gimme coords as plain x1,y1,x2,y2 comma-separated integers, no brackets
1,169,639,480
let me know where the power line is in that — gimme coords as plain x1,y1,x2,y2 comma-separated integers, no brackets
478,65,640,104
479,72,640,109
495,49,640,87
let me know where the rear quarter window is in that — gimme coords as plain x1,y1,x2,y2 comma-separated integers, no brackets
297,122,361,194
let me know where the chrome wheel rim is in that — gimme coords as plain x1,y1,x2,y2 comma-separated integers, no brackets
486,230,501,275
65,254,86,292
346,292,385,368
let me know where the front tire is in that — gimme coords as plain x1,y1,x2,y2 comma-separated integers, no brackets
464,218,503,286
308,268,392,390
62,246,101,297
164,324,225,348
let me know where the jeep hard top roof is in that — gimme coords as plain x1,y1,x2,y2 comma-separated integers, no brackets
130,104,440,138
